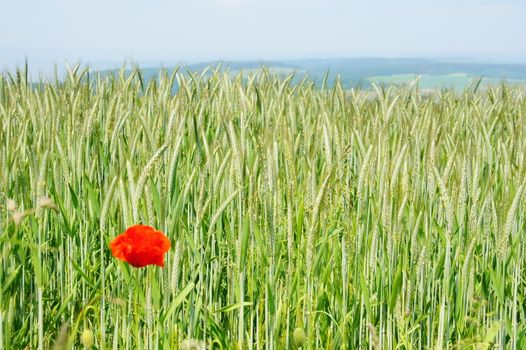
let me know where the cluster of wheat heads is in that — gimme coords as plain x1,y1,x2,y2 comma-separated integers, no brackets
1,67,525,349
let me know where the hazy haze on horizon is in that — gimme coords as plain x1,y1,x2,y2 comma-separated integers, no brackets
1,0,526,72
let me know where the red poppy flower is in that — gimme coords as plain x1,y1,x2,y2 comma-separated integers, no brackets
110,225,171,268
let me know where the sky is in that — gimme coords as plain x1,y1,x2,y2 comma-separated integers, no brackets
1,0,526,71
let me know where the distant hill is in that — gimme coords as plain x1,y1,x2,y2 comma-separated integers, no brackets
98,58,526,90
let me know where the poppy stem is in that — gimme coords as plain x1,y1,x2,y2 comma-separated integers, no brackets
145,268,153,349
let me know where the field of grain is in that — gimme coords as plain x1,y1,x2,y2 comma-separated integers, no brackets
1,67,525,349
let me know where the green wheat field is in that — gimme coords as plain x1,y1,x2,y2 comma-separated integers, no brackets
1,67,525,349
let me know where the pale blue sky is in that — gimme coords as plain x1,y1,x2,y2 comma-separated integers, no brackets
1,0,525,70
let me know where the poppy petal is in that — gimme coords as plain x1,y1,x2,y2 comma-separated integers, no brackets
109,233,132,261
109,224,170,268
